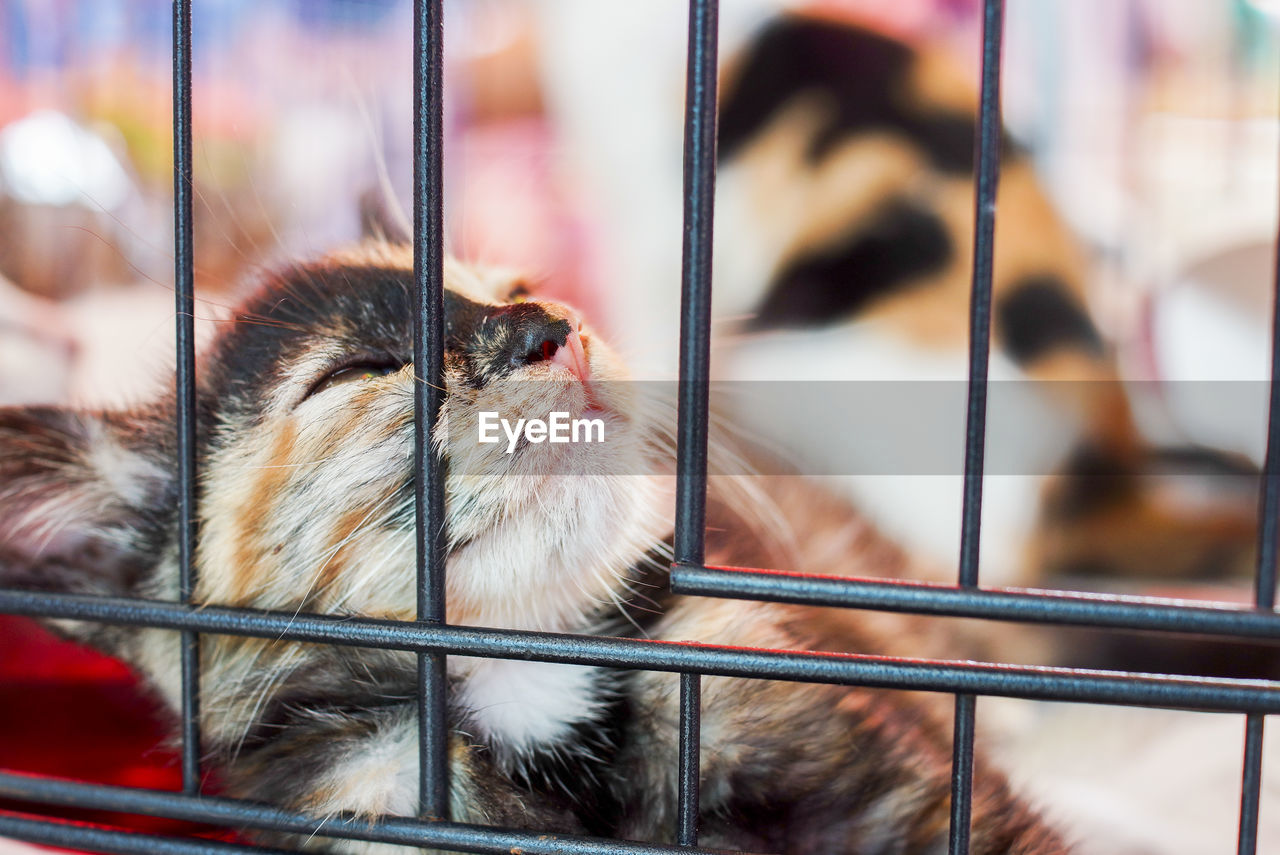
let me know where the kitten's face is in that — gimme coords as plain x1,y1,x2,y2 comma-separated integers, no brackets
195,245,669,633
0,245,673,761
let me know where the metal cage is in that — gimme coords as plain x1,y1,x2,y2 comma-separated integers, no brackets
1,1,1279,854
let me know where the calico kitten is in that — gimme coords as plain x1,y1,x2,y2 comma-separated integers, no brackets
0,244,1067,853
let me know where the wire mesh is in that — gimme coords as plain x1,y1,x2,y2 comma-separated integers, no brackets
0,1,1277,854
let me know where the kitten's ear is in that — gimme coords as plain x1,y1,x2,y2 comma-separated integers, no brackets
0,406,170,600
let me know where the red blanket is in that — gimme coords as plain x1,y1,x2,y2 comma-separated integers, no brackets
0,615,234,847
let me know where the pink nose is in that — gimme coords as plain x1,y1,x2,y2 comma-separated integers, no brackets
550,322,590,383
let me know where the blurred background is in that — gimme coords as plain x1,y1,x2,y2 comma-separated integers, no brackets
3,0,1277,588
2,1,1280,853
0,0,1277,412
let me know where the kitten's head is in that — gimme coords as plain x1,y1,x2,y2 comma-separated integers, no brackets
192,244,669,630
0,243,671,748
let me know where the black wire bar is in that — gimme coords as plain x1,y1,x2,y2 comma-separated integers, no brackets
412,0,449,822
948,694,976,855
959,0,1005,598
951,0,1004,850
1255,158,1280,616
672,566,1280,641
674,0,719,845
171,0,201,798
0,773,747,855
1235,67,1280,855
3,590,1279,713
0,814,296,855
674,1,718,571
1239,714,1266,855
678,673,702,847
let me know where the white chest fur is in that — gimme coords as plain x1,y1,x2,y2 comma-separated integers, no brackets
452,658,609,765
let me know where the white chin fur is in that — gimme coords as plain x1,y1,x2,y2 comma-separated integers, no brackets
443,468,672,761
453,659,609,765
446,470,671,632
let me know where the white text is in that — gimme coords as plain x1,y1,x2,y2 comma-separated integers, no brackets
478,412,605,453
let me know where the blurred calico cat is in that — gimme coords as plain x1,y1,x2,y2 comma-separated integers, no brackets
0,244,1068,853
533,7,1259,589
710,14,1259,588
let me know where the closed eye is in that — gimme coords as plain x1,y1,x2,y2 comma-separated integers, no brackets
305,362,405,399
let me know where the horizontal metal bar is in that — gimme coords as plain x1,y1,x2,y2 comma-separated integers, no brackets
1,590,1278,712
671,565,1280,640
0,772,741,855
0,812,296,855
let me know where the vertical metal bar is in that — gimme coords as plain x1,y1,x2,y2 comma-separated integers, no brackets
1254,149,1280,612
413,0,449,821
958,0,1005,592
951,2,1004,852
1237,75,1280,855
674,0,719,570
1239,714,1265,855
678,673,701,847
949,694,976,855
674,0,718,846
171,0,200,797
